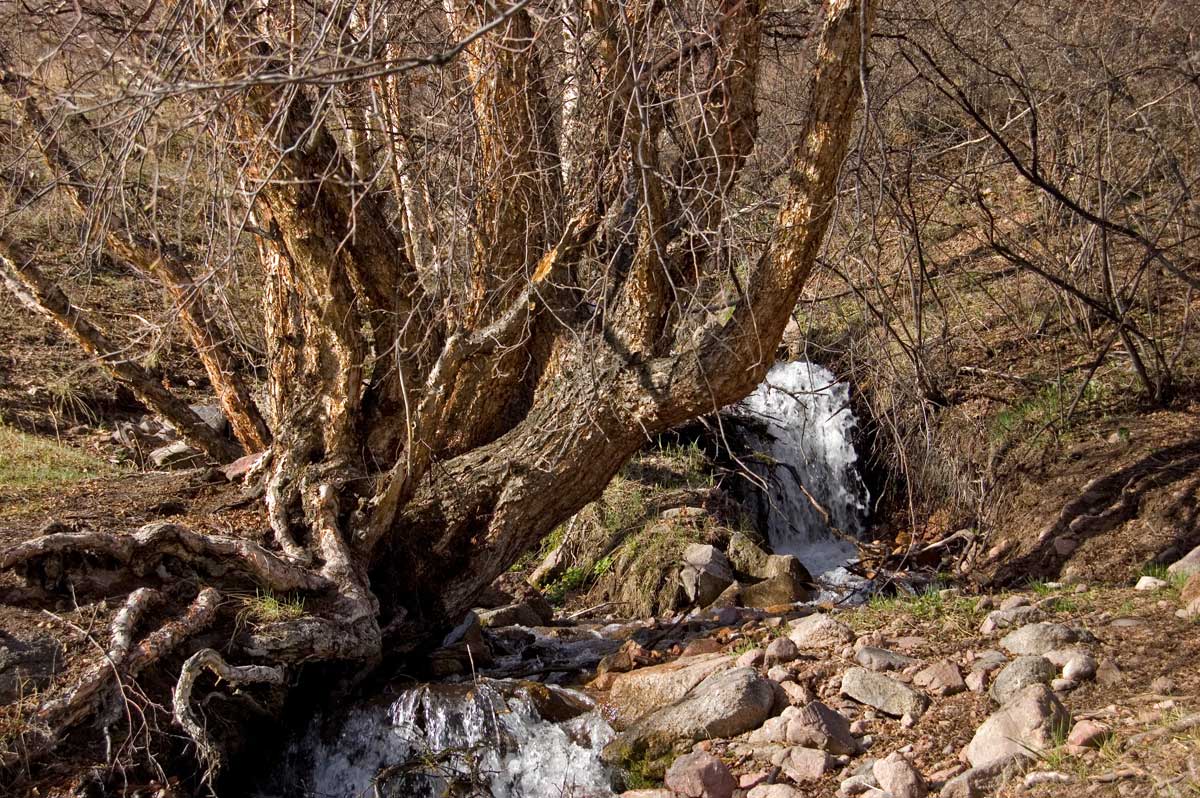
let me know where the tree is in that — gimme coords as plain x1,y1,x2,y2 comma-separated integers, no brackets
0,0,871,781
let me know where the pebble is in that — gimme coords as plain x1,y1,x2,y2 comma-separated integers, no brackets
1134,575,1168,591
1024,771,1071,787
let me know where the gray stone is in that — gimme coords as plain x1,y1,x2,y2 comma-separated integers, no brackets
963,684,1071,768
938,755,1025,798
978,606,1038,635
603,667,774,770
150,440,204,468
789,613,856,650
774,746,833,782
855,646,917,672
990,656,1055,705
999,622,1079,656
1135,575,1168,591
998,595,1029,611
748,785,805,798
1168,544,1200,577
785,700,857,754
476,602,545,629
0,632,63,703
840,667,929,719
607,653,733,725
727,531,773,577
681,544,736,607
873,752,927,798
188,403,229,435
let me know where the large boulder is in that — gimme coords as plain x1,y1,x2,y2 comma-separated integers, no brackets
727,531,773,576
788,613,856,650
963,684,1071,768
1168,544,1200,577
840,668,929,719
607,653,733,726
603,667,775,776
742,572,812,607
681,544,736,607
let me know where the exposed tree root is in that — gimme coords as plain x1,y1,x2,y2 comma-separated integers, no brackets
172,648,285,780
1,522,330,593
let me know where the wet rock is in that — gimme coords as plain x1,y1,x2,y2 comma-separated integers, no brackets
999,622,1079,656
855,646,917,672
1168,544,1200,577
603,667,774,773
989,656,1055,705
681,544,736,607
789,613,856,650
150,440,204,469
664,751,736,798
873,751,927,798
1067,720,1112,749
913,661,965,697
476,602,545,628
764,636,800,666
840,668,928,719
0,632,63,703
607,653,732,725
773,746,833,782
785,701,857,754
978,606,1038,635
741,572,812,607
1135,575,1168,591
963,684,1071,768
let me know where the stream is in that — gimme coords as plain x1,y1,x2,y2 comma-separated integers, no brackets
267,360,870,798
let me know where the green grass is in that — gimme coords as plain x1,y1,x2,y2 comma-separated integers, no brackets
236,589,306,626
0,425,114,489
1139,562,1189,589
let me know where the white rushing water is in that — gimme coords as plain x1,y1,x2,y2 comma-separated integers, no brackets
734,361,870,589
284,679,616,798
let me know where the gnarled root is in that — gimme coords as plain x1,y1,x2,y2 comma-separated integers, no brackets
172,648,285,780
0,522,329,593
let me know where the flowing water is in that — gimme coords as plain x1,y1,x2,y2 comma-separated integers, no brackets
733,360,870,592
275,361,868,797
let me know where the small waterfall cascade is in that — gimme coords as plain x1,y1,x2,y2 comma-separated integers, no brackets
733,361,870,586
279,679,616,798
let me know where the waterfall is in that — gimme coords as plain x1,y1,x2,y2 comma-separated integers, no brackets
734,361,870,585
274,679,616,798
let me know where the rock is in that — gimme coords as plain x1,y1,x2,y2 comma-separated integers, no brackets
913,661,965,697
603,667,774,773
1180,573,1200,605
706,581,742,610
681,545,736,607
839,774,880,797
840,668,928,719
1168,544,1200,577
1060,651,1097,682
855,646,917,672
188,403,229,435
789,613,856,650
607,653,733,725
764,636,800,666
741,573,813,607
1135,575,1168,591
737,648,765,668
963,684,1072,768
775,746,833,782
1095,657,1124,686
221,450,265,481
727,531,773,577
1052,537,1078,557
785,701,857,754
682,638,724,658
150,440,204,469
989,656,1055,705
780,680,816,707
939,755,1025,798
873,752,927,798
0,632,63,703
476,602,545,628
664,751,736,798
766,665,792,684
999,622,1079,656
998,595,1029,611
978,606,1038,635
622,791,674,798
747,785,805,798
1067,720,1112,749
439,611,492,664
1050,678,1076,692
1024,771,1070,787
1150,675,1177,695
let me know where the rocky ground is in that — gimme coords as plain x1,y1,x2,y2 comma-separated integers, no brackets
544,555,1200,798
